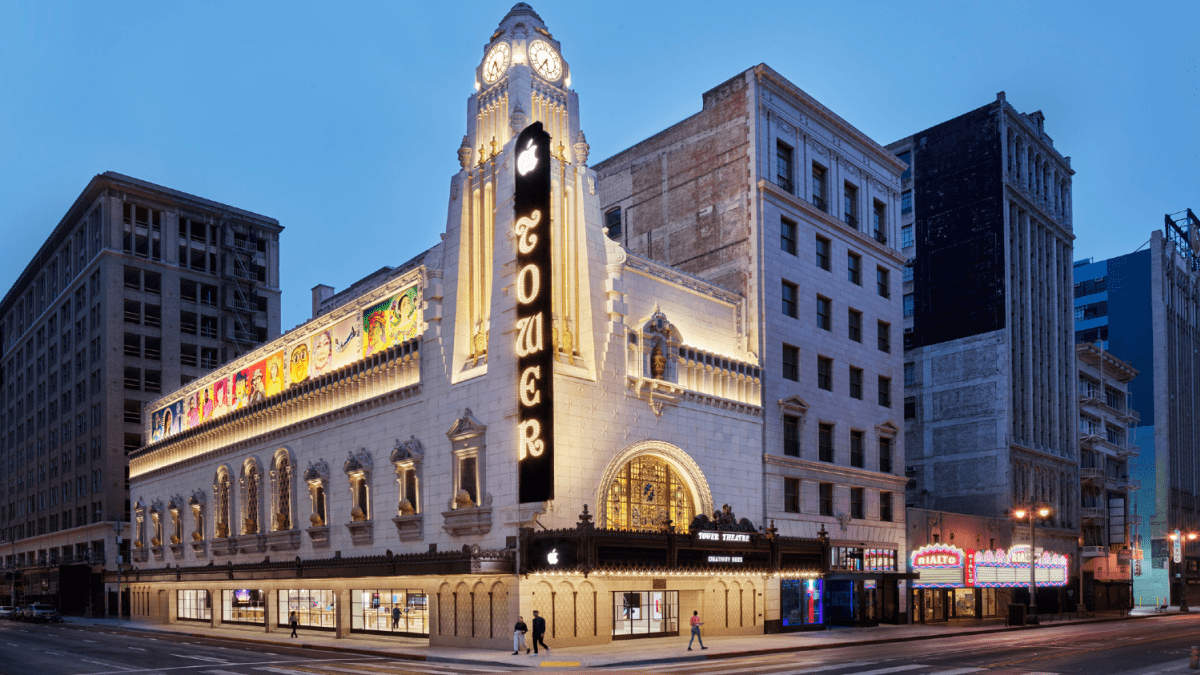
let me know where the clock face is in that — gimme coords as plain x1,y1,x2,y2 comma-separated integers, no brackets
528,40,562,82
482,42,510,84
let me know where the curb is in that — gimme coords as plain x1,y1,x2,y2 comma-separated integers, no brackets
598,612,1170,668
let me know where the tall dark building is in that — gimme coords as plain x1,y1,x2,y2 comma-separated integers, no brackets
1074,210,1200,606
0,172,281,612
887,93,1079,603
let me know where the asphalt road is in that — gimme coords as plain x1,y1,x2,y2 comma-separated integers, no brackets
596,614,1200,675
0,621,511,675
0,615,1196,675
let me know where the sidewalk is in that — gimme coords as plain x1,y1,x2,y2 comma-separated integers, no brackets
69,608,1184,669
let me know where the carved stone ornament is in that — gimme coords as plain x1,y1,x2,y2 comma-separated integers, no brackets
574,130,590,166
458,135,473,170
446,408,487,441
310,512,325,527
588,175,596,196
398,499,416,516
350,506,368,522
811,142,828,158
343,450,373,476
303,459,330,484
687,503,756,533
423,244,443,271
510,104,527,136
454,489,475,509
391,436,424,464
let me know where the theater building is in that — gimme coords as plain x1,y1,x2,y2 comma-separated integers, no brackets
119,5,856,648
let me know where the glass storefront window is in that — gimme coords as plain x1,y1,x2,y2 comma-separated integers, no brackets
177,589,211,621
222,589,265,625
780,578,823,627
612,590,678,639
351,589,428,636
830,546,896,572
278,589,336,630
954,588,975,617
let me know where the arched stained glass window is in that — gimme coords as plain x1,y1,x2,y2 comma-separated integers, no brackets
277,454,292,530
604,455,695,532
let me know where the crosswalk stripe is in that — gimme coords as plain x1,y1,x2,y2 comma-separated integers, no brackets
923,669,986,675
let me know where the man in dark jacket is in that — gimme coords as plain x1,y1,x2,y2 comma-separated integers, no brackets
531,610,549,654
512,615,529,654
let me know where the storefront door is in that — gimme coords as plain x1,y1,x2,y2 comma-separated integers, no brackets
612,590,678,639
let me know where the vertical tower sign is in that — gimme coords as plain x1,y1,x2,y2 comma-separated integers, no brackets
514,122,554,503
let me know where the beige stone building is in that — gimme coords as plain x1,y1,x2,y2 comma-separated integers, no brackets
0,172,281,613
119,5,830,649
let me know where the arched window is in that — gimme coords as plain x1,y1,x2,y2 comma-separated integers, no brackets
604,455,695,531
273,450,293,531
215,468,232,539
243,461,261,534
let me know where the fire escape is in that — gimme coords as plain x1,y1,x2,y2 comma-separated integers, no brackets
222,224,264,359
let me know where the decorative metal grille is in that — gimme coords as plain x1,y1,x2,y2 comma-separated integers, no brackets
438,585,453,635
531,581,554,639
217,474,230,535
489,582,509,640
577,582,597,637
455,583,471,637
245,465,259,533
555,581,575,639
277,455,291,530
472,582,489,638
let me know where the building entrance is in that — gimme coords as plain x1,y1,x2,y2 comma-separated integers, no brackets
612,590,678,639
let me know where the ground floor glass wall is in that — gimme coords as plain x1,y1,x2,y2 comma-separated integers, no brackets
279,589,336,630
222,589,265,625
612,590,677,639
351,589,429,636
780,578,823,628
177,590,211,621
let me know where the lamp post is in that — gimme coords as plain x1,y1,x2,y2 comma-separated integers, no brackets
1014,505,1052,618
1168,530,1197,612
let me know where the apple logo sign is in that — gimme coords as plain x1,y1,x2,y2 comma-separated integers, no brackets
517,138,538,176
547,548,559,565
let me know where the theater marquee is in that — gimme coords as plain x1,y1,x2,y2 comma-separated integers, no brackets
514,122,554,504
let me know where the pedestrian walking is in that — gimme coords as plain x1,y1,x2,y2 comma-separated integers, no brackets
392,605,401,629
687,610,707,650
289,611,298,638
512,615,529,654
530,610,549,654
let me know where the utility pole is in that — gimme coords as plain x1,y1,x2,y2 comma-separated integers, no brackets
115,521,122,623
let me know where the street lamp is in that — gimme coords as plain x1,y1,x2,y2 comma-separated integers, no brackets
1167,530,1198,612
1013,505,1052,618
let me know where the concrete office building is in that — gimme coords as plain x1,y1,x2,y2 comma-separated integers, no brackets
595,64,911,624
887,94,1079,611
1073,210,1200,606
0,172,282,613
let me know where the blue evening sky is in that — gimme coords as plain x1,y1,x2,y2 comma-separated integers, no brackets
1,1,1195,329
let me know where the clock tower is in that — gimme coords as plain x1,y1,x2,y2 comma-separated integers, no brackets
448,3,596,385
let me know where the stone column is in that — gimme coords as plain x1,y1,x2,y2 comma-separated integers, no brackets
335,588,351,639
265,588,276,633
211,588,220,629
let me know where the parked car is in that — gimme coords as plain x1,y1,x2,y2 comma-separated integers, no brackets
26,604,63,623
0,606,18,619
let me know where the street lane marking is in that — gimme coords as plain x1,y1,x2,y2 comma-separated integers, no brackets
128,646,146,650
81,660,136,671
171,654,231,664
849,667,928,675
84,639,97,642
925,669,986,675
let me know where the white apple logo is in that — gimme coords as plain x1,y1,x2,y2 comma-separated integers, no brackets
517,138,538,175
547,548,559,565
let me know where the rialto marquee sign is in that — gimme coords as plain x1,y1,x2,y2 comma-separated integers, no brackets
911,544,1069,589
514,122,555,504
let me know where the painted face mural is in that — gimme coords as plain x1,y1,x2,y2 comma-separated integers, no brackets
312,331,333,374
289,343,310,385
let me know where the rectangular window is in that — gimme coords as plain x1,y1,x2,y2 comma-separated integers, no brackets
880,492,894,522
815,236,831,271
816,296,831,331
848,309,862,342
819,482,833,516
124,400,141,425
782,345,799,382
873,201,886,244
123,368,140,391
901,189,912,214
904,362,915,387
782,281,798,318
849,367,863,400
878,376,892,407
902,224,914,248
879,438,893,474
850,430,864,468
811,164,827,212
604,208,622,240
780,218,797,256
877,267,890,298
850,488,864,519
847,252,861,285
123,333,140,358
903,264,913,282
776,142,794,194
877,321,891,353
818,423,833,463
843,182,858,229
903,294,914,317
897,150,911,180
784,477,800,514
904,396,916,419
783,415,799,457
817,356,832,392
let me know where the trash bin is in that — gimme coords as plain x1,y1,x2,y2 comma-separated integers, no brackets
1008,603,1027,626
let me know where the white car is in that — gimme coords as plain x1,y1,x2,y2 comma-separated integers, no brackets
0,606,18,619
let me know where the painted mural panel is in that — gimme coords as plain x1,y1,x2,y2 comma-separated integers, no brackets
146,282,420,444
